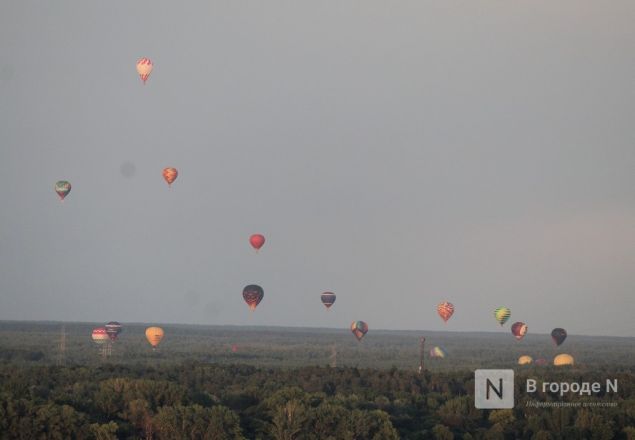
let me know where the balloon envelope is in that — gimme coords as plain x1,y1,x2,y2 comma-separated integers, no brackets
437,302,454,322
429,346,447,358
321,292,336,309
551,328,567,346
105,321,123,341
136,57,153,84
145,327,164,348
249,234,265,251
55,181,71,201
243,285,264,311
554,354,574,366
162,168,178,186
494,307,511,326
350,321,368,341
518,355,533,365
511,322,528,340
91,327,109,345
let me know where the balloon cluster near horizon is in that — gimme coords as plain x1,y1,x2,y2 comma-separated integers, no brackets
53,57,582,364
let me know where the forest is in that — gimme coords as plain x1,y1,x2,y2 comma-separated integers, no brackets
0,321,633,439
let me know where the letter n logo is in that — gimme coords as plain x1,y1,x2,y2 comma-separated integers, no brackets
475,369,514,409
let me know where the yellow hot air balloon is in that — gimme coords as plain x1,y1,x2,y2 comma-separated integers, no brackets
518,355,533,365
553,354,574,366
145,327,164,349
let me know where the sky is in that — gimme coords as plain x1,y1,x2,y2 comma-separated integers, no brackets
0,1,633,337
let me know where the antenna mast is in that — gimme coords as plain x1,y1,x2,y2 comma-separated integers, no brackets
418,337,426,374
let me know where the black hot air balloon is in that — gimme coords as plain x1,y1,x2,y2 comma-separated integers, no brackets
551,328,567,346
105,321,123,341
321,292,336,309
243,285,264,311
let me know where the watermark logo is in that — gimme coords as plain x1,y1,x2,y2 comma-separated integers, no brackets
475,369,514,409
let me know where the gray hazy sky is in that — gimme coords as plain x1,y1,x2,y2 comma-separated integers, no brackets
1,1,633,337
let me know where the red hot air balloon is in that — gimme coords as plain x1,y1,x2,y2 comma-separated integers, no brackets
249,234,265,252
243,285,264,311
511,322,528,341
162,168,178,187
321,292,336,309
350,321,368,341
437,302,455,323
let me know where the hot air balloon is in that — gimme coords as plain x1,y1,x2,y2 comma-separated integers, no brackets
553,354,574,366
105,322,123,342
91,327,109,345
429,346,447,358
551,328,567,346
494,307,511,326
231,344,238,353
162,168,178,187
136,57,153,84
437,302,454,323
55,181,71,201
243,285,264,311
321,292,336,309
350,321,368,341
249,234,265,252
145,327,164,349
511,322,528,341
518,355,533,365
535,358,549,366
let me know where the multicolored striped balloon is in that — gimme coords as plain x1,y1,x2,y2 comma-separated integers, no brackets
136,57,153,84
55,180,71,201
162,167,178,187
350,321,368,341
91,327,109,345
437,302,455,323
321,292,336,309
494,307,511,326
243,285,264,311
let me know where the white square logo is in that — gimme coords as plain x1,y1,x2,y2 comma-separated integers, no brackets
475,369,514,409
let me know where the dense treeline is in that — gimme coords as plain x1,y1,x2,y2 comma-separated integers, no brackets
0,362,633,439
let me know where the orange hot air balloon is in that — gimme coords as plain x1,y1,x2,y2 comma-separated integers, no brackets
162,168,178,187
249,234,266,252
553,354,574,366
145,327,164,349
136,57,153,84
437,302,454,323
